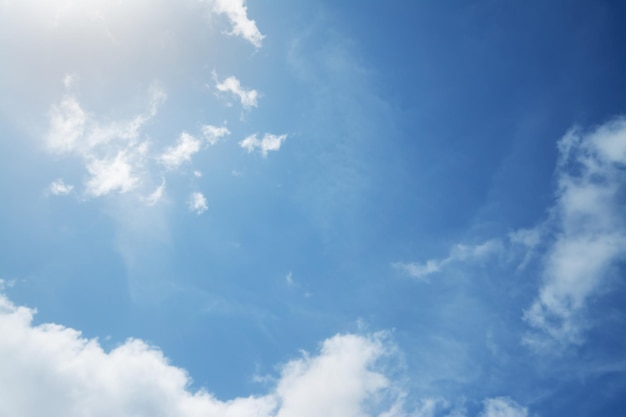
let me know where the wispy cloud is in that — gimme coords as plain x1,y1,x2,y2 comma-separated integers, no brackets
188,192,208,215
398,117,626,350
47,179,74,196
159,132,202,169
201,124,231,145
144,181,166,206
214,73,258,109
211,0,265,48
393,239,503,280
46,96,86,154
479,397,528,417
240,133,287,157
523,118,626,350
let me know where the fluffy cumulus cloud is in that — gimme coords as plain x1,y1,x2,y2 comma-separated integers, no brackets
523,117,626,349
274,334,389,417
188,192,208,214
159,133,202,169
43,86,165,198
211,0,265,48
0,293,531,417
0,293,274,417
214,73,259,109
240,133,287,157
85,151,141,197
41,83,236,208
393,239,503,280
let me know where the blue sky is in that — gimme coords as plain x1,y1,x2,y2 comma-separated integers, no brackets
1,0,626,416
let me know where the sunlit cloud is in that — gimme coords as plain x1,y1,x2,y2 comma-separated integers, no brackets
211,0,265,48
159,132,202,169
0,292,532,417
85,151,141,197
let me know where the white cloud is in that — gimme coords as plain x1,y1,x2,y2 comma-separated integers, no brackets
202,124,231,145
46,86,166,157
393,239,503,280
44,87,167,198
46,96,86,154
0,294,407,417
274,333,391,417
188,192,208,214
214,74,258,109
159,132,202,169
393,118,626,350
478,397,528,417
240,133,287,157
63,74,75,89
211,0,265,48
85,151,140,197
144,181,166,206
523,118,626,349
48,179,74,196
0,293,275,417
0,292,534,417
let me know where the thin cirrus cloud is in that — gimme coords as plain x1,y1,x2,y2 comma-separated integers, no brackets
214,72,259,109
240,133,288,157
392,239,503,281
144,181,166,207
210,0,265,48
0,291,532,417
479,397,529,417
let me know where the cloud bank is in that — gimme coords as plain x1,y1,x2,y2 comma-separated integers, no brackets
523,117,626,349
0,292,531,417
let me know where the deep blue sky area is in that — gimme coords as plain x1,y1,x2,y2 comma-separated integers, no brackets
1,1,625,416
